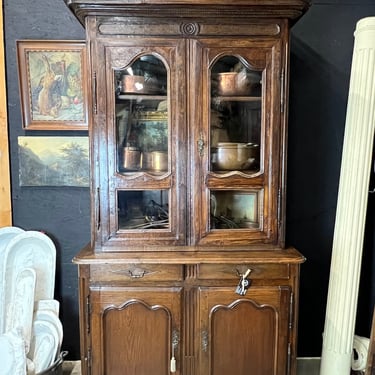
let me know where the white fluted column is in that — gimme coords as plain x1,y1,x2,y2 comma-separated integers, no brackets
320,17,375,375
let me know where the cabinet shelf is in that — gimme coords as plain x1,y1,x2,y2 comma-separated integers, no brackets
119,169,167,174
213,95,261,102
117,94,167,101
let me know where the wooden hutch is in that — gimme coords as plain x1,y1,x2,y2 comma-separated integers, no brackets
65,1,310,374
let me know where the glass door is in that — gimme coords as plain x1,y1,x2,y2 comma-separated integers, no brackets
210,56,263,231
97,41,186,249
115,54,169,231
190,38,283,246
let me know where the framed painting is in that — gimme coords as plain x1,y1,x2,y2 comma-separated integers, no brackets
17,40,88,130
18,136,89,187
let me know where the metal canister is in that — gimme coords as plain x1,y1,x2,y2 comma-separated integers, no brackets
122,147,142,170
151,151,168,171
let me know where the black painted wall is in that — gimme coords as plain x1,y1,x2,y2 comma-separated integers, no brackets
288,1,375,356
4,0,375,360
4,0,87,359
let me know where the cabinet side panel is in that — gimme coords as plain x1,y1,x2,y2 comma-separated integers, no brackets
78,265,90,375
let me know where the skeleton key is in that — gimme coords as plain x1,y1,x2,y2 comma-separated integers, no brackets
170,330,179,373
235,268,252,296
170,344,176,373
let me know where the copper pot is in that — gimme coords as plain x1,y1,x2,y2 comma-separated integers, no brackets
142,151,168,171
121,75,146,93
151,151,168,171
122,147,142,170
216,71,259,96
215,142,258,170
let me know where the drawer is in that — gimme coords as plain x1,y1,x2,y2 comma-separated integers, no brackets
197,263,290,280
90,264,183,282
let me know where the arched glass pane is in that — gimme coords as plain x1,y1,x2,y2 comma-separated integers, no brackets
114,54,168,174
210,56,262,173
114,55,169,231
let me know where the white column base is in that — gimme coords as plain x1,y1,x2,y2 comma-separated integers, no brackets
320,346,352,375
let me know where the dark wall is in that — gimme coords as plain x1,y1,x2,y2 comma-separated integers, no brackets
287,0,375,356
4,0,375,360
4,0,87,359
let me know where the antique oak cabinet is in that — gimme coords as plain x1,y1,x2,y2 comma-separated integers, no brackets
65,1,310,374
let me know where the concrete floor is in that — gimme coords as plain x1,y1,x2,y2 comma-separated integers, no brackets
62,358,324,374
296,358,321,374
61,358,366,374
62,361,81,375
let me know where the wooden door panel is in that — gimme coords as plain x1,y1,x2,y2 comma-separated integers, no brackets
90,287,182,375
210,300,276,375
199,286,291,375
103,301,170,374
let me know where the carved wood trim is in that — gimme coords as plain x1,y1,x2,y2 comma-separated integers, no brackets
66,1,311,26
98,21,280,37
103,297,172,314
209,297,278,316
184,288,198,373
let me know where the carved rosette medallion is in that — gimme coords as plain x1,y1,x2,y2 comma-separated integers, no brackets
180,22,200,36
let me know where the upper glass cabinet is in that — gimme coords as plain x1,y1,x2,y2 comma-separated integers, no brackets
115,55,169,175
95,38,282,249
210,56,262,174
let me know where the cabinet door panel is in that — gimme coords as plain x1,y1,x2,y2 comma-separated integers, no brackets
90,287,182,375
92,38,187,250
198,286,291,375
190,38,283,246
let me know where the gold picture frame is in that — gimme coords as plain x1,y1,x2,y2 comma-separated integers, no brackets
17,40,88,130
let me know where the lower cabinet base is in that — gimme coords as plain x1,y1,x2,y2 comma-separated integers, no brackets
75,247,304,375
62,358,327,375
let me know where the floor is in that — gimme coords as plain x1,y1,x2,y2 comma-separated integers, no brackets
296,358,321,374
61,358,325,374
62,361,81,375
62,358,365,374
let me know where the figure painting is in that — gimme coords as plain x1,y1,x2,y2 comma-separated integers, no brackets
17,41,87,130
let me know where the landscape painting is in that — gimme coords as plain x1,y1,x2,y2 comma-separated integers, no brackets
18,136,89,187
